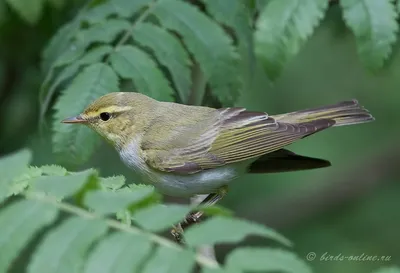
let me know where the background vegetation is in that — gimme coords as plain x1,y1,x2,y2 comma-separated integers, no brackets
1,0,400,272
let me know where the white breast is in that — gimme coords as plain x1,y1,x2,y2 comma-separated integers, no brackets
118,138,238,197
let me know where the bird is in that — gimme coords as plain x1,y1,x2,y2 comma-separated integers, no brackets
62,92,374,233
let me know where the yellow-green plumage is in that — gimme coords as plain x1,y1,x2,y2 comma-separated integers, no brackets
63,92,374,197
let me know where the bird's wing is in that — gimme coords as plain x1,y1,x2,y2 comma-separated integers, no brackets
142,107,335,174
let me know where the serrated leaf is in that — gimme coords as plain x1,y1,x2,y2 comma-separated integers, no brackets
6,0,43,24
53,63,119,164
372,267,400,273
84,232,152,273
185,216,291,247
202,0,252,46
30,169,98,199
226,248,312,273
341,0,398,69
79,45,114,65
110,45,174,101
133,204,191,232
141,245,195,273
40,165,68,176
8,166,43,196
42,18,81,73
84,0,152,24
152,0,241,105
40,45,113,119
76,19,130,48
84,187,155,214
255,0,328,79
0,200,58,273
100,175,125,190
53,44,85,68
133,23,192,102
0,149,32,202
28,217,108,273
0,149,32,183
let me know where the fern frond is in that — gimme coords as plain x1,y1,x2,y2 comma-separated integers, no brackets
0,200,58,273
110,45,174,101
255,0,328,79
152,0,242,105
76,19,131,48
133,23,192,103
28,217,108,273
84,232,153,273
341,0,398,69
52,63,119,163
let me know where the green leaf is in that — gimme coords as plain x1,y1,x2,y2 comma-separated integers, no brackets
53,45,85,68
0,149,32,183
133,23,192,102
84,186,155,214
202,0,252,46
6,0,43,24
225,247,312,273
40,165,68,176
0,149,32,202
84,233,152,273
152,0,241,105
8,166,43,196
42,18,81,73
185,216,291,247
255,0,328,79
84,0,152,24
40,45,113,120
133,204,191,232
52,63,119,164
0,200,58,273
196,204,233,217
76,19,130,48
78,45,114,65
110,45,174,101
202,268,239,273
31,169,98,199
100,175,125,190
141,245,195,273
28,217,108,273
372,267,400,273
341,0,398,69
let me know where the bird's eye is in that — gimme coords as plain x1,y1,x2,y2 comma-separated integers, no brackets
99,112,111,121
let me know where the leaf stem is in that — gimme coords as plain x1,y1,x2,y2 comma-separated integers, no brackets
187,61,207,105
105,0,161,63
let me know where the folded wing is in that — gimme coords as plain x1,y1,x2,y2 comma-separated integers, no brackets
143,107,335,174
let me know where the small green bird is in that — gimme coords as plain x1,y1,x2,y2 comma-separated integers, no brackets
62,92,373,219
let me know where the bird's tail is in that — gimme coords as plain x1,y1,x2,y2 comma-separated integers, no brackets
273,99,374,126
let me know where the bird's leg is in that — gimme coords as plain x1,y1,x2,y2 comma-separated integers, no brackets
171,186,228,244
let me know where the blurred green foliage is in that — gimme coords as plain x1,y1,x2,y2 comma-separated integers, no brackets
1,0,400,272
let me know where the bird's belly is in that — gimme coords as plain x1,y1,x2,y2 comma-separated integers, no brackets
118,140,239,196
151,167,238,197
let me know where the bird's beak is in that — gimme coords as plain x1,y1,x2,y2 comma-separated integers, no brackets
61,115,86,124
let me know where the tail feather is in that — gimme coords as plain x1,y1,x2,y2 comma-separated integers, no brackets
248,149,331,173
273,99,374,126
